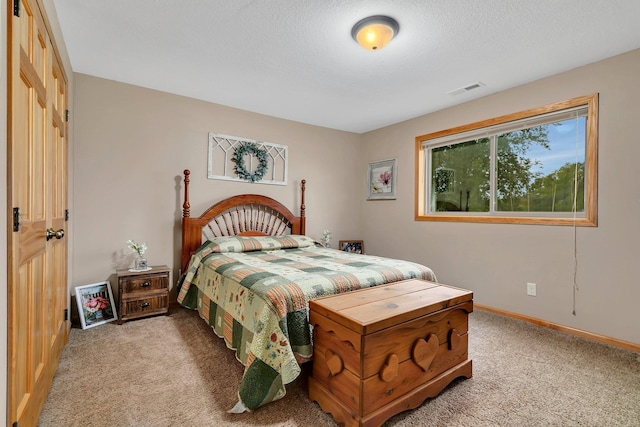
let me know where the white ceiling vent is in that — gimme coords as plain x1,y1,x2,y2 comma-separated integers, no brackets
447,81,485,96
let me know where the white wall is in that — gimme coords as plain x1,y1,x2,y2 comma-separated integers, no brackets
71,74,363,298
360,48,640,346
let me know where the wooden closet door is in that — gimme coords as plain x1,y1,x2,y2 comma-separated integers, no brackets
8,0,69,425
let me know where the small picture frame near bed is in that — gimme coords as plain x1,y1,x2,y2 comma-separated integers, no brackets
339,240,365,254
75,281,118,329
368,158,397,200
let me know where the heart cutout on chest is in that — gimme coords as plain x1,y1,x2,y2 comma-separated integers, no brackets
325,350,343,376
412,333,439,372
449,328,462,350
379,353,399,382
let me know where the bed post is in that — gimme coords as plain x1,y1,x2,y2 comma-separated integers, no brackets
182,170,192,269
183,169,191,218
300,179,306,235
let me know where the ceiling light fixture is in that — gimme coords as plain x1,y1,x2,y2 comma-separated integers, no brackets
351,15,399,51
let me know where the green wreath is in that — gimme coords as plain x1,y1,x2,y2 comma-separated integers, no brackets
232,142,269,182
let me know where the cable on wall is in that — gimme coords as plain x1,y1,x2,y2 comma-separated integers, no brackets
571,114,580,316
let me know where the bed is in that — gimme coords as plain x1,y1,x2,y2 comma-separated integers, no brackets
177,169,437,412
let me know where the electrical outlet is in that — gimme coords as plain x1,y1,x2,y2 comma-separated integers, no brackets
527,282,537,296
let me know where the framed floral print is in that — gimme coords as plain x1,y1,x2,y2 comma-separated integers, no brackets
368,158,397,200
75,281,118,329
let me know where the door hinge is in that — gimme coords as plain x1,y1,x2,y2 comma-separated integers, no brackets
65,209,70,221
65,109,70,122
13,0,20,17
13,421,20,427
13,207,21,232
64,308,69,321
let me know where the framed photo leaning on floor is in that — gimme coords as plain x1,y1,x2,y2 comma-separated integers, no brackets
75,281,118,329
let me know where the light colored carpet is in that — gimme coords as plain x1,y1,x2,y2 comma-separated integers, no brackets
40,308,640,426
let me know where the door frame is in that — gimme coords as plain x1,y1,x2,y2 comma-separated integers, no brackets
2,0,10,425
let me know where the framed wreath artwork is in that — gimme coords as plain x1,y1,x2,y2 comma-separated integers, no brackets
368,158,397,200
207,133,289,185
232,141,269,182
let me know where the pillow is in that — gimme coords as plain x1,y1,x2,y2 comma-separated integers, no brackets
201,234,316,254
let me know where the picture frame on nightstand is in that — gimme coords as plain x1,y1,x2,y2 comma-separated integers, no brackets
75,281,118,329
339,240,365,254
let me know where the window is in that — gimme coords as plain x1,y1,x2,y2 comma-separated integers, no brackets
415,94,598,225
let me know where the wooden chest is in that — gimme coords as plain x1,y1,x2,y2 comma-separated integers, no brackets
308,279,473,427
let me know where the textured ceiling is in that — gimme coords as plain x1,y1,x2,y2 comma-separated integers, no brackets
52,0,640,133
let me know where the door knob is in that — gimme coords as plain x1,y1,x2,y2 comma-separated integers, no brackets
46,228,65,241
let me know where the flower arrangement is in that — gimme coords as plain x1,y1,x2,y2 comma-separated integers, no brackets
380,170,392,186
127,239,147,257
84,296,109,313
322,230,332,247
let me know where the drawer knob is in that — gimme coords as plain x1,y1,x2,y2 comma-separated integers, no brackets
140,281,151,287
379,353,398,382
325,350,343,376
140,302,151,308
412,333,439,372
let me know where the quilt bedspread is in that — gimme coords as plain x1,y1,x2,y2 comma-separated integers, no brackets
177,235,436,411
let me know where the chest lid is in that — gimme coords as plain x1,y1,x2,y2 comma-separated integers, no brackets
309,279,473,335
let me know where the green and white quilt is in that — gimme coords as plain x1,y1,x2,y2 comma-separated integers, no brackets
177,235,436,411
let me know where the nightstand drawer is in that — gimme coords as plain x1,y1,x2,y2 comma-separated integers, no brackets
123,275,167,294
122,294,168,317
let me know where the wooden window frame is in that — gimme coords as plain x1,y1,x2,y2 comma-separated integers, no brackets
415,94,598,226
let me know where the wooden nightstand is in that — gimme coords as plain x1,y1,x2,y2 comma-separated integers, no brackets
116,265,171,324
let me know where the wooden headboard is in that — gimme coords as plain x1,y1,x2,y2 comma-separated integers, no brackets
181,169,307,269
